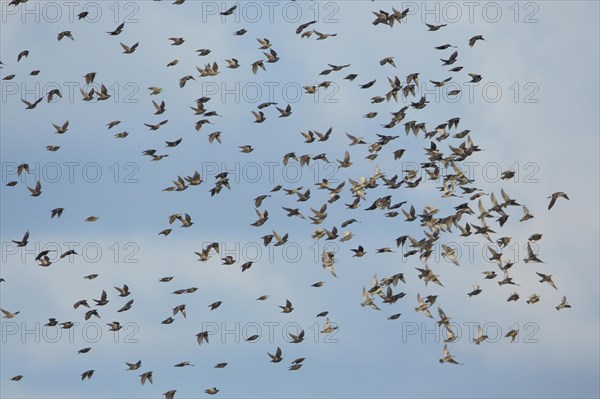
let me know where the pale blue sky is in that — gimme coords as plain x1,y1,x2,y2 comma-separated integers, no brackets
1,1,599,398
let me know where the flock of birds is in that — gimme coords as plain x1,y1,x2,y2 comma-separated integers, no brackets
1,2,572,397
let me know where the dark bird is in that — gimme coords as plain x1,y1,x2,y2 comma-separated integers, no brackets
27,181,42,197
268,347,283,362
220,5,237,15
120,42,139,54
426,23,447,31
57,31,74,41
93,290,109,306
279,299,294,313
107,22,125,35
548,192,569,210
468,35,485,47
296,20,317,34
12,231,29,247
81,370,94,380
21,97,43,109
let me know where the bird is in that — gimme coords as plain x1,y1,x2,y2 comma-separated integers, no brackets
469,35,485,47
529,233,543,241
220,5,237,15
264,48,280,63
296,20,317,34
507,292,520,302
22,97,43,109
313,30,338,40
120,42,139,54
1,308,20,319
163,390,177,399
140,371,153,385
279,299,294,313
268,347,283,362
251,60,266,74
321,317,338,333
536,272,557,289
273,230,288,246
351,245,367,257
520,206,534,222
126,360,142,371
526,294,541,304
440,51,458,65
17,50,29,62
107,22,125,35
52,121,69,134
473,326,488,344
169,37,184,45
47,85,63,102
118,300,134,313
252,110,266,123
93,290,109,306
555,296,571,311
276,104,292,117
430,77,452,87
152,100,166,115
289,330,305,343
439,344,460,364
83,72,97,84
548,192,569,210
12,231,29,247
27,181,42,196
468,73,483,83
483,271,497,280
81,370,94,380
226,58,240,69
196,48,211,56
196,331,210,345
257,37,271,49
73,300,90,309
107,322,122,331
166,138,182,147
415,294,433,318
505,329,518,343
114,284,131,297
426,23,447,31
380,57,396,67
57,31,74,41
524,243,543,263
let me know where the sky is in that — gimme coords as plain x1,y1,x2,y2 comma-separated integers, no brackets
1,1,599,398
